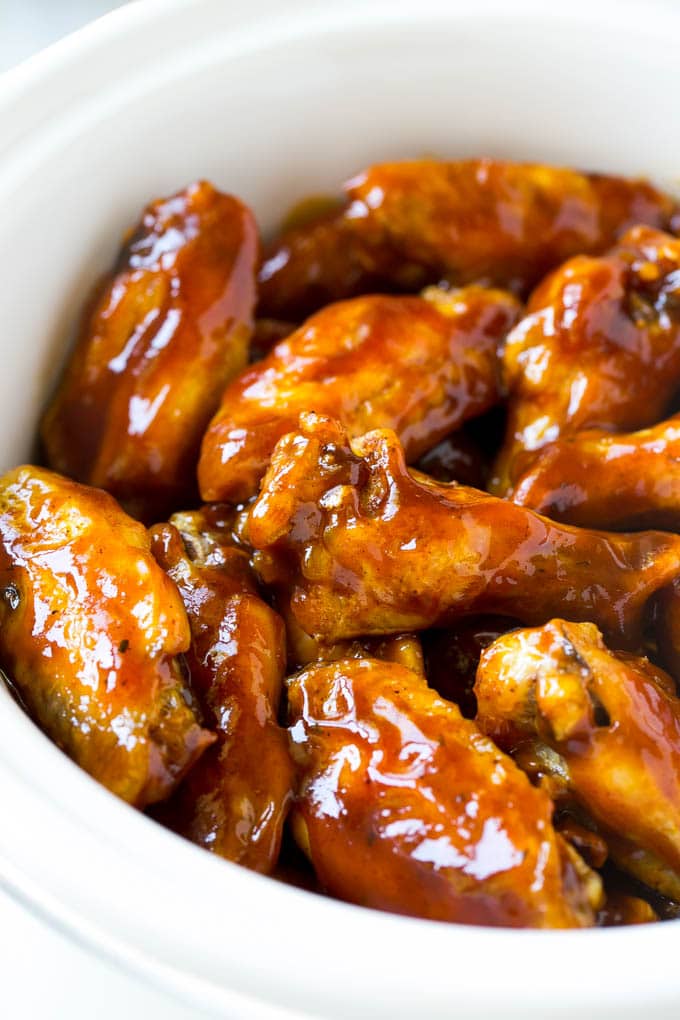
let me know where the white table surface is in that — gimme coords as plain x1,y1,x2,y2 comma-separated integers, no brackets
0,7,238,1017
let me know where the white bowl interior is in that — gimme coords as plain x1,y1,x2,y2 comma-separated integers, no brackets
1,1,680,1017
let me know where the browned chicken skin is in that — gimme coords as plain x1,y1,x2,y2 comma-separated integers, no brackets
41,181,258,521
258,159,678,319
149,508,293,873
0,466,211,806
247,414,680,647
475,619,680,900
287,657,600,927
198,286,520,504
493,226,680,494
511,414,680,530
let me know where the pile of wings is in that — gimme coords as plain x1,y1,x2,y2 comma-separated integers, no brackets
6,159,680,928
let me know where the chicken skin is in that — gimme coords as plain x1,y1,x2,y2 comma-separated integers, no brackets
198,286,520,504
475,619,680,900
493,226,680,494
0,466,211,807
149,508,293,873
258,159,678,319
511,414,680,531
247,414,680,647
287,657,600,927
42,181,258,521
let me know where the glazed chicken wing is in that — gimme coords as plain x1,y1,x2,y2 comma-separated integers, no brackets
258,159,677,319
247,414,680,647
287,657,600,927
42,181,258,520
475,619,680,900
511,414,680,530
150,508,293,873
198,286,519,504
493,226,680,494
0,466,211,806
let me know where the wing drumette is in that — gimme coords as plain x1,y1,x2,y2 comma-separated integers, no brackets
42,181,258,520
511,414,680,530
475,619,680,900
0,466,211,806
150,507,293,873
493,226,680,494
199,286,519,503
287,657,600,927
247,414,680,647
259,159,677,318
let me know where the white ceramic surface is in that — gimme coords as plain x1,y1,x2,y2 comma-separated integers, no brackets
1,1,679,1017
0,0,128,72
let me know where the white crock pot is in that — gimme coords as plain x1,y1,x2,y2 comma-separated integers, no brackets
1,1,679,1016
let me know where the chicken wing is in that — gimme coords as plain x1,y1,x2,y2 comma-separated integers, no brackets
287,657,600,927
0,466,211,806
475,619,680,899
258,159,678,318
149,508,293,872
198,286,519,503
511,414,680,530
42,181,258,520
493,226,680,494
247,414,680,646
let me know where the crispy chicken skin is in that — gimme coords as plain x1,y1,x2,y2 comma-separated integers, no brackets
511,414,680,530
475,619,680,899
0,466,211,807
258,159,678,318
493,226,680,495
198,287,520,504
247,414,680,647
41,181,258,521
287,657,600,927
149,508,293,873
